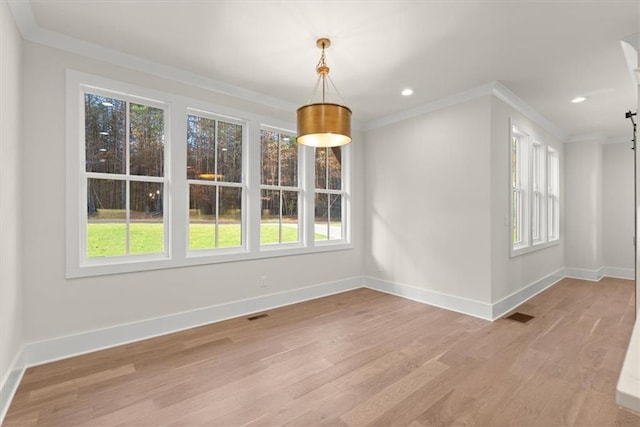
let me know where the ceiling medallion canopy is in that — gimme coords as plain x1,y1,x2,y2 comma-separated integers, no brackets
296,38,352,147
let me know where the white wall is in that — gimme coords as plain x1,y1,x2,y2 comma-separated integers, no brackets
20,41,364,344
489,96,565,304
0,1,24,391
564,139,635,279
364,96,493,305
363,93,566,317
564,140,604,273
603,142,634,271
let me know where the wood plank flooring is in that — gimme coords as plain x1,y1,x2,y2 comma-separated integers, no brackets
4,277,640,426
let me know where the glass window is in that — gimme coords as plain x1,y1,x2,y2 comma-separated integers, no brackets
315,147,344,241
531,141,546,244
511,129,527,249
84,92,166,259
510,124,560,256
260,129,300,245
547,147,560,241
68,72,352,277
187,113,244,251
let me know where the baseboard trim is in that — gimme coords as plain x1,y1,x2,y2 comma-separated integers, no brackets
602,266,635,280
364,276,493,320
0,361,25,424
563,267,605,282
2,268,635,423
491,268,565,320
20,277,363,369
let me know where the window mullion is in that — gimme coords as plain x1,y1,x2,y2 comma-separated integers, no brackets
214,185,220,248
125,102,131,255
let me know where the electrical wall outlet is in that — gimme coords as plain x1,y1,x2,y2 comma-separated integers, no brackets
259,275,267,288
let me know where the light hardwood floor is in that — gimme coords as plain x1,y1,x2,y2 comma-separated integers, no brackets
4,277,640,426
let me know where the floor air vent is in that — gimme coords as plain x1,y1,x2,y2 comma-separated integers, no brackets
247,313,269,321
505,312,535,323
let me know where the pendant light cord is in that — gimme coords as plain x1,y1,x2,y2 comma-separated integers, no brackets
305,41,347,106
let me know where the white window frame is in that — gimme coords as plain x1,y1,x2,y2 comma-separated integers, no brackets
510,121,560,257
531,140,546,245
259,125,303,248
547,146,560,242
511,127,529,251
186,108,248,255
314,147,348,244
66,70,352,278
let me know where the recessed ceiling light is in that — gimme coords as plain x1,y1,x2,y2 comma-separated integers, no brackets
571,96,588,103
401,88,414,96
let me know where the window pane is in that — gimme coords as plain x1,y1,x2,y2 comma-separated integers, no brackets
511,137,517,188
218,121,242,183
87,178,126,257
315,193,342,241
280,134,297,187
189,185,216,250
261,189,280,244
260,130,279,186
219,186,242,247
328,147,342,190
130,181,164,254
315,192,328,241
129,103,164,177
532,193,540,241
281,190,299,243
85,94,126,174
315,148,327,189
187,114,216,180
513,190,521,244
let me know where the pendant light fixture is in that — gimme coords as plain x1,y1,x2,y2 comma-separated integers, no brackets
296,38,352,147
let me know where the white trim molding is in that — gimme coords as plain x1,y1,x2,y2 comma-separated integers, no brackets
366,269,566,322
363,81,567,143
21,277,363,369
0,355,25,424
363,83,496,132
0,276,362,423
491,269,565,319
364,276,494,320
1,269,636,422
602,266,635,280
563,266,606,282
7,0,297,114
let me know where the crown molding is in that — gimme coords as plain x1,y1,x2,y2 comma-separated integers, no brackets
6,0,37,38
363,83,496,131
566,133,632,145
7,1,563,138
6,0,302,115
489,81,567,141
623,33,640,52
621,34,640,85
364,80,567,142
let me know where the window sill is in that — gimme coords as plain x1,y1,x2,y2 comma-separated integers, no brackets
510,238,560,258
66,242,354,279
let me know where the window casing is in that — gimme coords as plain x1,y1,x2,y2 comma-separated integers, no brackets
187,111,245,252
547,147,560,242
82,90,169,262
531,141,545,245
66,71,352,278
510,123,560,257
315,147,345,242
260,128,301,246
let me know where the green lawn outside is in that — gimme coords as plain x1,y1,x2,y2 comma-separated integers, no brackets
87,223,313,257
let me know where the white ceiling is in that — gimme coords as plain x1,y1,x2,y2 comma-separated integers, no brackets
9,0,640,140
